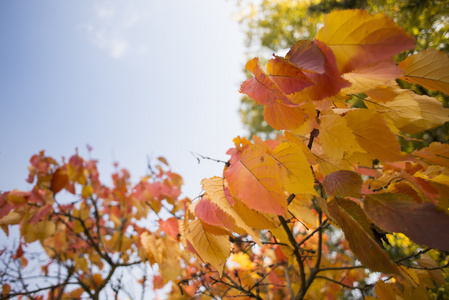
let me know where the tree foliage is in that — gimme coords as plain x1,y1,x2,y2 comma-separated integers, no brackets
181,9,449,299
237,0,449,143
0,150,196,299
2,9,449,300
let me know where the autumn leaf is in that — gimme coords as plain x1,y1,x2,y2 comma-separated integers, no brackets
262,100,310,131
365,91,449,133
328,198,400,275
271,142,317,195
323,170,362,198
285,40,325,74
185,219,230,276
292,40,351,100
266,56,313,94
158,217,179,240
225,143,287,216
399,49,449,95
342,61,403,94
412,142,449,168
319,113,366,161
365,193,449,251
201,177,263,245
316,9,415,73
344,109,405,162
240,57,298,106
231,197,278,230
50,168,69,194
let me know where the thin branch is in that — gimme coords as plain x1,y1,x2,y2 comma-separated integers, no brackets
191,152,229,166
279,215,306,295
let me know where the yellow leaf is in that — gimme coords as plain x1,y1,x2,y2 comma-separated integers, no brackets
81,185,93,198
365,91,449,133
344,110,405,162
140,232,158,266
0,211,22,226
399,49,449,95
269,226,294,249
22,220,56,243
158,235,181,281
316,9,415,73
229,253,255,270
272,142,318,195
288,194,316,227
185,219,230,276
319,113,366,161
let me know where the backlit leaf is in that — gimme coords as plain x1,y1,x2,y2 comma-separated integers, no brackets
201,177,262,245
344,110,405,162
316,9,415,73
266,56,313,94
240,58,298,106
399,49,449,95
342,62,403,94
319,113,366,161
272,142,317,195
294,40,350,100
285,40,325,74
185,219,230,276
225,143,287,216
365,91,449,133
365,193,449,251
158,217,179,240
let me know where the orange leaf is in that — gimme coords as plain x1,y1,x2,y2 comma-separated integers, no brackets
225,143,287,216
240,57,298,106
412,142,449,168
266,56,313,94
51,168,69,194
158,217,179,240
201,177,263,245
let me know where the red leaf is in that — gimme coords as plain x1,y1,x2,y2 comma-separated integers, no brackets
365,193,449,251
323,170,362,198
328,198,400,275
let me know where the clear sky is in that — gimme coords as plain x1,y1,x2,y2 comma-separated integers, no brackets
0,0,248,199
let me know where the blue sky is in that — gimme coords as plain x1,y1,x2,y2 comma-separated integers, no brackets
0,0,248,198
